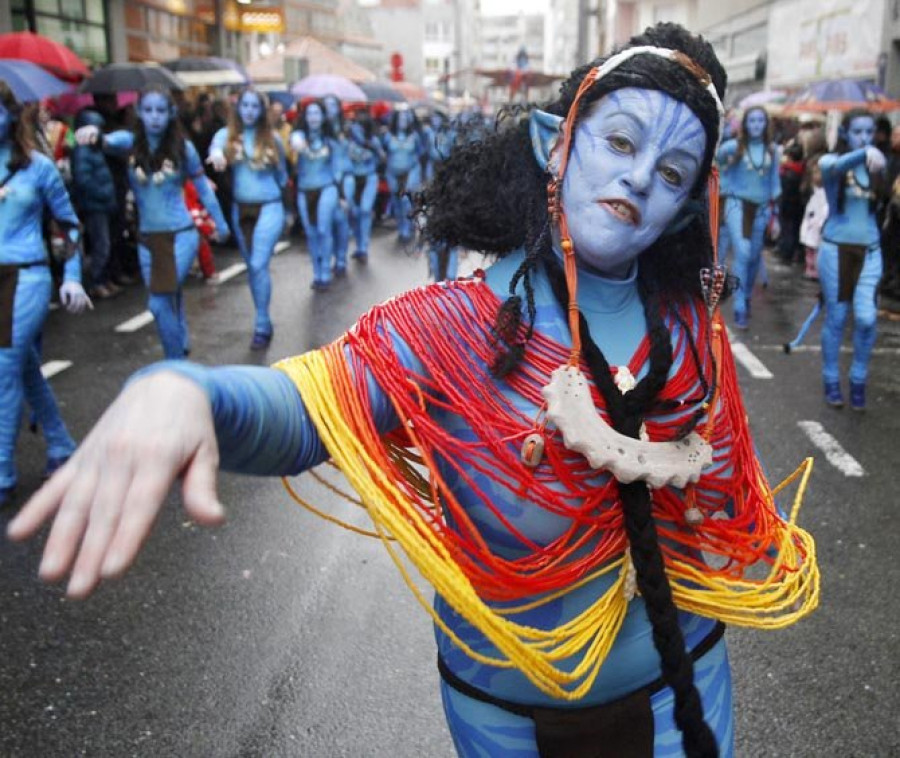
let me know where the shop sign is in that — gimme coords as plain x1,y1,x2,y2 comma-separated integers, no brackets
768,0,886,86
239,7,285,33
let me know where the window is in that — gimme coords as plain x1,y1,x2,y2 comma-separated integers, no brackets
13,0,109,65
732,24,766,59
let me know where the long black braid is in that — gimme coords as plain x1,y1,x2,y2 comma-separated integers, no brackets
417,21,728,756
544,254,718,758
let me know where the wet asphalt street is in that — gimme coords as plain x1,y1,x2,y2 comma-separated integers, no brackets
1,230,899,758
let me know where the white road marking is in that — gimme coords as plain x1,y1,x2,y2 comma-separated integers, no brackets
274,240,291,255
756,344,900,356
215,262,248,283
115,311,155,333
40,360,72,379
797,420,865,477
730,342,774,379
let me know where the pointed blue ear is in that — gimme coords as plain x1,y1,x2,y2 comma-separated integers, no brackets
529,109,563,174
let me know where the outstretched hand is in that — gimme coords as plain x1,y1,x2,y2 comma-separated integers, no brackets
865,145,886,174
7,372,225,599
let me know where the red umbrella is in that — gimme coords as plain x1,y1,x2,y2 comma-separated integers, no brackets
0,32,90,83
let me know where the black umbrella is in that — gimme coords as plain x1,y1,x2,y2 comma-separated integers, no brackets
162,57,249,86
80,63,184,94
359,80,405,103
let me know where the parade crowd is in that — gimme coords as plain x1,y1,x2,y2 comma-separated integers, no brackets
1,22,896,752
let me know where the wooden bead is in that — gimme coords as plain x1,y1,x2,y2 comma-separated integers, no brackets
520,433,545,468
684,507,704,527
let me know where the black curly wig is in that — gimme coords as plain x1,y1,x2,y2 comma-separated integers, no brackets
419,22,728,758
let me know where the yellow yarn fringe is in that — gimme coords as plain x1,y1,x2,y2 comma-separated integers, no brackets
274,344,819,700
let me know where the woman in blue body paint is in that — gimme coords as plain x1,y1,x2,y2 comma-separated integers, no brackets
10,25,820,758
322,95,352,277
208,88,288,351
0,81,92,507
716,107,781,330
290,100,341,291
76,86,229,360
426,113,461,281
817,109,885,410
343,110,384,262
382,107,424,245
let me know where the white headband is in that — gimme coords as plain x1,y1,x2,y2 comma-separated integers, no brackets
591,45,725,148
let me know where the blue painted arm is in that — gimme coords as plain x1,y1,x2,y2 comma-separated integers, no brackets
185,141,229,233
209,127,227,156
274,135,288,188
329,139,342,184
716,139,737,164
102,130,134,155
819,148,867,180
40,158,83,282
769,145,782,202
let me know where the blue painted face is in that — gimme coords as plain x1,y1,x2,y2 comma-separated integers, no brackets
846,115,875,150
560,88,706,276
324,96,340,122
0,103,10,143
396,109,412,131
305,103,323,132
238,92,262,128
744,108,767,140
139,92,172,139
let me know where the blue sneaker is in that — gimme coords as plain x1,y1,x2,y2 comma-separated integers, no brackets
824,381,844,408
250,331,273,351
849,382,866,411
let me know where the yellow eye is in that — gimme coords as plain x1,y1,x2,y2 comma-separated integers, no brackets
609,135,633,154
660,166,683,186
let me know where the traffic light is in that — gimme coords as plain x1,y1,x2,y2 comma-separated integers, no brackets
390,52,404,82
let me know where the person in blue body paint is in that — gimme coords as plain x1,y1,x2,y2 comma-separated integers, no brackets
817,109,885,410
716,107,781,329
426,113,461,281
343,110,384,262
0,81,92,507
10,25,818,758
208,88,288,351
76,86,229,360
322,95,352,277
382,107,423,245
290,100,341,291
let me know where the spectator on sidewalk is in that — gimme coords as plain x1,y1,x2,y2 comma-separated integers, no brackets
71,109,119,299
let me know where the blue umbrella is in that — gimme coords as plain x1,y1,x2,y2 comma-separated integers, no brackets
785,79,900,113
0,58,72,102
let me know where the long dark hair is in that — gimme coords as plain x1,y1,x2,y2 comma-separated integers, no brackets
0,81,35,171
833,108,883,214
732,105,775,165
132,85,186,174
419,21,726,757
225,87,278,165
293,99,335,140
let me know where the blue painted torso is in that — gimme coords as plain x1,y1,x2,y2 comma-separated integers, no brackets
347,136,380,177
383,130,421,176
820,150,880,246
292,131,340,192
0,147,81,281
211,127,287,204
717,138,780,206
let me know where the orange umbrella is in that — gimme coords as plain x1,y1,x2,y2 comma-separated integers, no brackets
0,31,90,83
